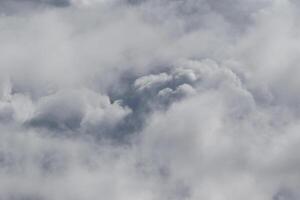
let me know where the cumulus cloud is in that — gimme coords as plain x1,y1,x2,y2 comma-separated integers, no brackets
0,0,300,199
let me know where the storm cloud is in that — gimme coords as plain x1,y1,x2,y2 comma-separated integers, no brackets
0,0,300,199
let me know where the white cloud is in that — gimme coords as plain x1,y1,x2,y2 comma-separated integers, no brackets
0,0,300,199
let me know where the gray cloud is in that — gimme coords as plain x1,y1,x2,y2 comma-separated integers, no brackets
0,0,300,199
0,0,70,15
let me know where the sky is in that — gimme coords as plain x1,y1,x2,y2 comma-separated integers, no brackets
0,0,300,199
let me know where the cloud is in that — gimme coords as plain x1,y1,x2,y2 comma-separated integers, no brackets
0,0,70,15
0,0,300,200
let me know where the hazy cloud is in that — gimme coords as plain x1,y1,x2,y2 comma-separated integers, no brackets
0,0,300,199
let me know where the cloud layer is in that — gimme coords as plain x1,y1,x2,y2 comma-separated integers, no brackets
1,0,300,199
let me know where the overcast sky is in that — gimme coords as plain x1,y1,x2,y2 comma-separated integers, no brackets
0,0,300,199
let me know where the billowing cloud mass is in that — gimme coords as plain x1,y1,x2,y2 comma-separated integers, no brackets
1,0,300,199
